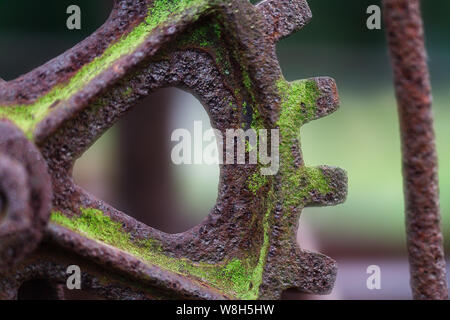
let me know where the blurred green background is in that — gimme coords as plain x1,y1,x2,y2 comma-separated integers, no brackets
1,0,449,299
280,0,450,253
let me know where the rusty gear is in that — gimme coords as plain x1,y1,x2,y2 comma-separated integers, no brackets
0,0,347,299
0,122,52,271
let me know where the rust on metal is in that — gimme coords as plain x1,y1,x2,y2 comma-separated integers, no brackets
0,122,52,271
383,0,448,300
0,0,347,299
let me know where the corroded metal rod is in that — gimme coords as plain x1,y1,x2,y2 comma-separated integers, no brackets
383,0,448,299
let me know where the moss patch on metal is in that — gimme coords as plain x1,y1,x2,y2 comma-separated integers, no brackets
0,0,212,138
247,172,269,195
50,206,270,299
277,78,332,208
175,16,258,123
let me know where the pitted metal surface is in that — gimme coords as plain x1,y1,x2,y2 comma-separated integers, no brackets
0,0,347,300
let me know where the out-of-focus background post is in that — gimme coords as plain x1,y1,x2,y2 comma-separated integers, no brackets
1,0,449,299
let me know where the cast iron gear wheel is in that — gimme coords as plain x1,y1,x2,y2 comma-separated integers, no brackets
0,0,347,300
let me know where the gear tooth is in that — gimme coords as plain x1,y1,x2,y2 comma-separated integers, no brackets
310,77,340,121
305,166,348,207
257,0,312,42
289,250,337,295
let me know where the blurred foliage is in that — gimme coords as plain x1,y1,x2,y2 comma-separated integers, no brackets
0,0,111,35
1,0,449,44
285,0,450,47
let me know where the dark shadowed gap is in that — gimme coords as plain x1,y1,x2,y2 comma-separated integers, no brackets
63,288,103,300
17,279,61,300
0,192,7,224
281,288,317,300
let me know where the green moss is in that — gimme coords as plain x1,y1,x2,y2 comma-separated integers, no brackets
0,0,212,138
176,21,233,77
213,20,222,39
50,206,270,299
250,108,264,132
179,25,210,46
185,26,258,125
283,167,331,208
242,202,272,300
122,87,133,97
242,69,252,93
223,259,251,294
276,78,331,208
0,104,47,139
277,79,320,130
277,79,321,167
0,0,337,299
237,59,256,107
247,171,268,195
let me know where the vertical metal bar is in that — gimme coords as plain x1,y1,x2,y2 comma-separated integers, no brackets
383,0,448,299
